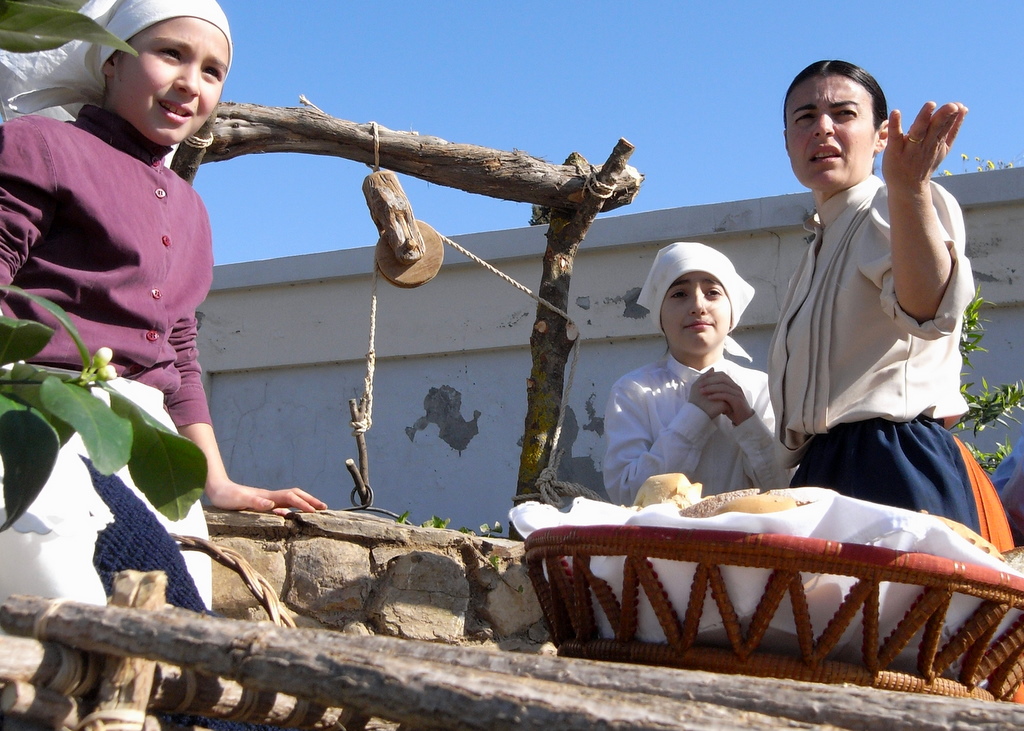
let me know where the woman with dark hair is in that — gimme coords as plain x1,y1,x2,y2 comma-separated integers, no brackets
767,60,985,531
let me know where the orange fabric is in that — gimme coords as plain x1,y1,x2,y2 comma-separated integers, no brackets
954,436,1015,553
954,436,1023,703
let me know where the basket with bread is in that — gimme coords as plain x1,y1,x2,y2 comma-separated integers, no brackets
512,475,1024,701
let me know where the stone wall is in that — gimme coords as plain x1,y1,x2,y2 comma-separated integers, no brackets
205,508,550,653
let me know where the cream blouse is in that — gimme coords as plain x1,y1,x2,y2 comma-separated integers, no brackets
768,175,973,468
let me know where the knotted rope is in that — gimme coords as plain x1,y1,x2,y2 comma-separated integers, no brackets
352,118,606,508
181,132,213,149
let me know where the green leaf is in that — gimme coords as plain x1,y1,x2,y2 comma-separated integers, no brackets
38,375,131,474
0,1,134,55
4,1,87,10
2,362,77,445
0,316,54,365
0,285,90,368
0,404,60,532
108,391,206,521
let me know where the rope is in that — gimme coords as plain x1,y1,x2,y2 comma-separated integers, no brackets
351,120,382,438
439,234,599,507
352,127,603,508
353,258,378,437
225,687,261,721
584,170,615,199
371,121,381,172
76,709,146,731
440,234,573,322
48,645,98,698
32,598,69,640
169,668,198,714
181,132,213,149
512,463,604,508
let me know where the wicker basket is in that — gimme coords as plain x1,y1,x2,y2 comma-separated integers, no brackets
524,524,1024,701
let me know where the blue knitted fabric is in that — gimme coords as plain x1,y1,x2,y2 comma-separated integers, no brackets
85,459,279,731
88,458,208,611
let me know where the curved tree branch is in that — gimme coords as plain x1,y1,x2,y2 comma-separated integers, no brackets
196,102,643,212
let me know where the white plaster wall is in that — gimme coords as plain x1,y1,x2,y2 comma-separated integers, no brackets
199,167,1024,529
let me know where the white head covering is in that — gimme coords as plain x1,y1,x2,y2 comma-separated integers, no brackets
637,241,756,362
0,0,232,122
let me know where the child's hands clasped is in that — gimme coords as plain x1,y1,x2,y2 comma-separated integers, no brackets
689,369,755,426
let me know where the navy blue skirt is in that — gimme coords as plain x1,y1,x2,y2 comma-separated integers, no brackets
791,417,980,532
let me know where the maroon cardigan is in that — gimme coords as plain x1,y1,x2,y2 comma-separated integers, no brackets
0,105,214,426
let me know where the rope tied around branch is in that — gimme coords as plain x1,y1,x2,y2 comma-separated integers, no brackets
584,170,616,199
512,461,604,508
182,132,213,149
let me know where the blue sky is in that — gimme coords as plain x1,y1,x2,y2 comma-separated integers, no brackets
201,1,1024,265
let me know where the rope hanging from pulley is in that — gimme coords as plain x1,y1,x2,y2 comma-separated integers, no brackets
344,122,602,513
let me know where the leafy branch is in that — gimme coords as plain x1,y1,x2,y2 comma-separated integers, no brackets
0,285,206,532
0,0,134,54
956,288,1024,471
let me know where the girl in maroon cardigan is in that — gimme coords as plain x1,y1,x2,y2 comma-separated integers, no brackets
0,0,324,610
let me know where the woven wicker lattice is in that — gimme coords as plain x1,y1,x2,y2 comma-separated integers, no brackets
524,525,1024,701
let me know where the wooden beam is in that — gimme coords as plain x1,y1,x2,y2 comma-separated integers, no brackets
196,102,643,213
6,595,1024,730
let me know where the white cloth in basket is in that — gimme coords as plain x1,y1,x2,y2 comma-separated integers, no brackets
511,488,1024,673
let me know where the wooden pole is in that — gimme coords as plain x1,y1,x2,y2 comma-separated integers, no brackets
0,596,825,730
83,571,165,730
516,140,635,499
7,595,1024,730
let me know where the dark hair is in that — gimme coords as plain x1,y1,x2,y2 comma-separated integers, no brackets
783,60,888,130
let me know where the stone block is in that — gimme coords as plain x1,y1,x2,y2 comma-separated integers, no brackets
369,551,470,641
287,537,373,625
480,562,544,637
210,537,287,621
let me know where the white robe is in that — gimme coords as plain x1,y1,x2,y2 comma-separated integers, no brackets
0,377,211,617
603,353,790,505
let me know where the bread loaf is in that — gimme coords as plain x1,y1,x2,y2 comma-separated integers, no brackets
633,473,703,510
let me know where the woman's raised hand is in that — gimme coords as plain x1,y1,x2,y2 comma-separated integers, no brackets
883,101,968,189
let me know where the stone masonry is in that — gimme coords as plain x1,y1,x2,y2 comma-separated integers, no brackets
204,508,551,653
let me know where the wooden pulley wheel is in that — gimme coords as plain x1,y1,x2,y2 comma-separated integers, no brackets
374,220,444,288
363,169,444,288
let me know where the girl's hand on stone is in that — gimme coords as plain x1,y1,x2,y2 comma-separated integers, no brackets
206,479,327,516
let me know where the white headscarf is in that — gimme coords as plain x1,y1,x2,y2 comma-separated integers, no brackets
637,241,756,362
0,0,232,122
